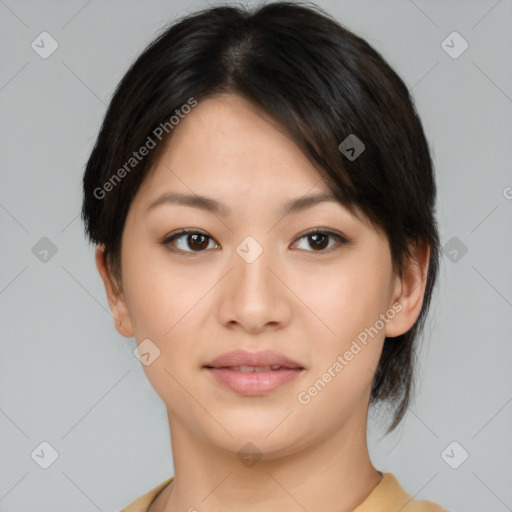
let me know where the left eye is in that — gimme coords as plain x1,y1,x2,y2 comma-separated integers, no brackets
294,229,348,252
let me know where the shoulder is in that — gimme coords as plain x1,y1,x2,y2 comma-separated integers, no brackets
355,473,451,512
120,476,174,512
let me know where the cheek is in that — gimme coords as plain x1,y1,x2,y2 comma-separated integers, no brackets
122,243,204,338
293,255,391,404
296,257,390,345
121,243,211,382
295,268,387,419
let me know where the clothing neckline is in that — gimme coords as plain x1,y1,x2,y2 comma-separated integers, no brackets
120,471,448,511
148,473,383,510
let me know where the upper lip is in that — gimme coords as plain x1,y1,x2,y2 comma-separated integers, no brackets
204,350,304,369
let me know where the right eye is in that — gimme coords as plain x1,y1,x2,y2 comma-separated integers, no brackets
161,229,220,254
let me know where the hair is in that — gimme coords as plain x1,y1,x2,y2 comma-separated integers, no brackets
81,0,440,432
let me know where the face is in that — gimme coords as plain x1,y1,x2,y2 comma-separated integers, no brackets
98,94,423,459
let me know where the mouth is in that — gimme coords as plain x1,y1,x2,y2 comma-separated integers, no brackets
211,365,291,372
203,350,305,396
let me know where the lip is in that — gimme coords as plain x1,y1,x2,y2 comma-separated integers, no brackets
205,349,303,369
204,350,304,396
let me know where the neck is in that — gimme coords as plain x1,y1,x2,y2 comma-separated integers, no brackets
158,409,381,512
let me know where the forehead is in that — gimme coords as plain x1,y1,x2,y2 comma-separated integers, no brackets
137,94,333,203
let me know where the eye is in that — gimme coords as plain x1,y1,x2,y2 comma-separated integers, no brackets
161,227,350,255
293,228,350,253
161,229,219,254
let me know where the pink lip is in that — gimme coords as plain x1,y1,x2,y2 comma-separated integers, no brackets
204,350,304,396
205,349,303,369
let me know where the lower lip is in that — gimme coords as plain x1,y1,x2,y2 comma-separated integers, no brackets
205,367,303,395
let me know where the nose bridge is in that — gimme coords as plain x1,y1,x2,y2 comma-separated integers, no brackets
218,233,290,331
234,234,276,300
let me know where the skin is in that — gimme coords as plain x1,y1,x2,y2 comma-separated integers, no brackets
96,94,430,512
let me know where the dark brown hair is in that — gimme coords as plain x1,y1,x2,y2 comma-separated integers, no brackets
81,1,440,432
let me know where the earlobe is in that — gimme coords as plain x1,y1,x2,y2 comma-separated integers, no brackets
384,240,430,339
95,245,134,338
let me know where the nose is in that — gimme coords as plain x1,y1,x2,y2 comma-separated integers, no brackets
216,239,293,334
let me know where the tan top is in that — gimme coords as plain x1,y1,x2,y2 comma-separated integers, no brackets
120,472,450,511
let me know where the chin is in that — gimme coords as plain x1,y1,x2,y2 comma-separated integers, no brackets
197,411,309,456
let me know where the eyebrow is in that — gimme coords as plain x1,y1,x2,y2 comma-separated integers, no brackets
146,191,340,217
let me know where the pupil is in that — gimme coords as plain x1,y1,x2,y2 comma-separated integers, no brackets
190,234,208,250
311,233,328,250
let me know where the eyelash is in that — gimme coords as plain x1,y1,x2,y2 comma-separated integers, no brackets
160,228,351,256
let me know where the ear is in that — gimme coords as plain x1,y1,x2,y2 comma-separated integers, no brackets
95,245,134,338
385,239,430,339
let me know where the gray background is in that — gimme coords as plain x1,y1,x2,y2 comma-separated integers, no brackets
1,0,511,511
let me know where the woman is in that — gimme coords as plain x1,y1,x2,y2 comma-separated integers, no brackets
82,2,449,510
